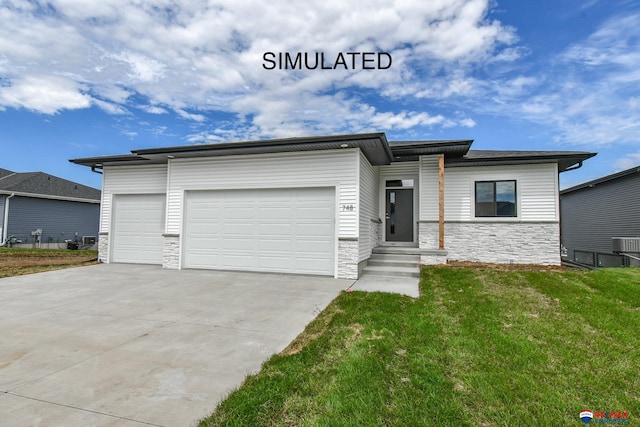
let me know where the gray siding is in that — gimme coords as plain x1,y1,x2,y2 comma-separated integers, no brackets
0,195,5,232
6,196,99,244
560,173,640,258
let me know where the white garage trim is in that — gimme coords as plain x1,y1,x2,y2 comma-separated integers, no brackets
182,187,336,276
111,194,165,265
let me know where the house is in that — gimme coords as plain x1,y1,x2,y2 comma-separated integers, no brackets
560,165,640,267
0,167,101,248
70,133,595,279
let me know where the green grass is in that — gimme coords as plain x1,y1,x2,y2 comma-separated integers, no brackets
200,267,640,426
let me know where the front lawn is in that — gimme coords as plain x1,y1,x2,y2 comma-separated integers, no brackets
200,267,639,426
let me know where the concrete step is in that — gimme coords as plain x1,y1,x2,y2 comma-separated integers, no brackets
367,259,418,269
362,265,420,278
367,258,420,268
372,246,421,255
369,253,420,262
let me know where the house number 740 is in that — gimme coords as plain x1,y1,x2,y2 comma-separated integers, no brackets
341,204,355,211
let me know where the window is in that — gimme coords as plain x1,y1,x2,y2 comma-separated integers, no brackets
475,180,517,217
385,179,414,188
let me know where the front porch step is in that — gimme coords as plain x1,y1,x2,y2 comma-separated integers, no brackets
362,265,420,278
369,252,419,262
372,246,422,255
367,259,418,269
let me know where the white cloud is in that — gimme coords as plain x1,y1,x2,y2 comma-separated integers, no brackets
614,152,640,171
140,105,168,114
93,99,128,115
175,108,206,122
0,0,516,135
369,110,445,129
0,75,91,114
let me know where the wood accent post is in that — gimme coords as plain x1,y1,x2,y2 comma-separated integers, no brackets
438,155,445,250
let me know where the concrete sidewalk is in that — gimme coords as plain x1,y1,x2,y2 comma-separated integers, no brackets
0,264,350,427
348,275,420,298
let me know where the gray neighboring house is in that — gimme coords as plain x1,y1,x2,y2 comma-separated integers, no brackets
560,165,640,266
0,167,101,248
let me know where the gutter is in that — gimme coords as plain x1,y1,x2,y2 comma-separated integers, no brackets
0,192,14,246
0,190,99,204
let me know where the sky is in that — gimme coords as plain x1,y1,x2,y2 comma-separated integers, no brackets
0,0,639,190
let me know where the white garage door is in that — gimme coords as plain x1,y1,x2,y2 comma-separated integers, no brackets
111,194,165,265
184,188,335,275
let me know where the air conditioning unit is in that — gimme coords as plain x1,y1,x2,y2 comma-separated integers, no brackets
612,237,640,254
82,236,96,245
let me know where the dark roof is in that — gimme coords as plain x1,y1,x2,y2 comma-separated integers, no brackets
445,150,597,172
560,164,640,194
133,132,395,166
70,132,596,173
0,168,14,179
0,169,101,201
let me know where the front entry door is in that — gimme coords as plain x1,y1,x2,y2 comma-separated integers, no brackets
385,189,413,242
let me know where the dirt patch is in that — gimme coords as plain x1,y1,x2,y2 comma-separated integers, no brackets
445,260,569,272
0,249,98,278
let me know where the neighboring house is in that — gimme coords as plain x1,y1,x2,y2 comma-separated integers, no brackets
560,165,640,267
0,167,101,248
70,133,595,279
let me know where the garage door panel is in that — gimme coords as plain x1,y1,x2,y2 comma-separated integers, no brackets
222,237,255,250
257,239,293,252
296,223,333,236
257,224,294,236
112,194,165,265
222,254,255,267
257,256,291,268
184,188,335,275
223,222,255,234
259,207,293,219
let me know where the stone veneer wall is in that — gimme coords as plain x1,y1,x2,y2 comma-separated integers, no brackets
418,222,439,249
98,232,109,263
162,234,180,269
338,238,359,279
369,219,382,251
419,221,560,265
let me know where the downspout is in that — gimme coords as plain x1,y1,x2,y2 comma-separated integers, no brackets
1,193,15,246
563,161,583,172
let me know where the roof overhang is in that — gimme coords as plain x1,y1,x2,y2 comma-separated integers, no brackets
69,133,597,174
388,140,472,162
71,133,395,168
445,150,597,172
68,154,159,169
561,164,640,194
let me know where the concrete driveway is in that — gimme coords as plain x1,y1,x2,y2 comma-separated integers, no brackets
0,264,351,427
